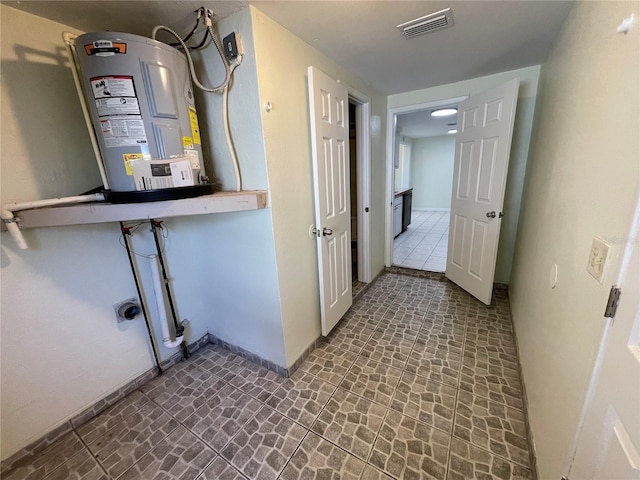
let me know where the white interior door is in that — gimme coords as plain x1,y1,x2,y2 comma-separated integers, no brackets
446,78,519,304
308,66,352,336
569,202,640,479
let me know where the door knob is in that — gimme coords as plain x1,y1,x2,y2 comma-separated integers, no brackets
322,227,333,236
486,211,496,218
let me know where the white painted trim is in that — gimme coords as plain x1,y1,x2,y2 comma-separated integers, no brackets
349,87,372,283
385,96,468,266
413,208,451,212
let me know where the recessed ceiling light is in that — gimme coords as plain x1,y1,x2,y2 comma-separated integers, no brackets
432,108,457,117
448,129,458,134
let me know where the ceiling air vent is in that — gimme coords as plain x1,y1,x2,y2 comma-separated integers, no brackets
397,8,454,39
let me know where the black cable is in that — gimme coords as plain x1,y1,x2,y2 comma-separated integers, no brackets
169,7,204,47
191,29,210,50
118,221,165,258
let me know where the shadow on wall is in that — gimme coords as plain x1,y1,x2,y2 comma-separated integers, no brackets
1,44,102,201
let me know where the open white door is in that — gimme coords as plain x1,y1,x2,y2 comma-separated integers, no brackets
308,66,352,336
569,201,640,479
446,78,519,304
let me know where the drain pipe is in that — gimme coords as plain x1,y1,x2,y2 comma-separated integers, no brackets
149,219,189,358
120,222,163,375
2,193,105,250
149,254,184,350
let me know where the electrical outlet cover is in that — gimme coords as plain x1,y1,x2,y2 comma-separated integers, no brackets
587,237,610,284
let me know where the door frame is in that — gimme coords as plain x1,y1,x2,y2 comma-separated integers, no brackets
349,87,372,283
384,96,468,266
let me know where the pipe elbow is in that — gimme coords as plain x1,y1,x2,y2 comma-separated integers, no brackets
1,209,28,250
62,31,77,44
1,209,14,221
163,335,184,349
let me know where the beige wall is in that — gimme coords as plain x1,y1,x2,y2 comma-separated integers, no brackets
510,2,639,478
410,135,456,210
388,66,540,284
0,7,156,458
0,3,388,458
0,5,286,460
251,6,388,367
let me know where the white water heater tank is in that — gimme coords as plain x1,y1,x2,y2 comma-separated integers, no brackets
74,31,215,202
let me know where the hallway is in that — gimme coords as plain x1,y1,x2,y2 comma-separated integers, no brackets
4,272,533,480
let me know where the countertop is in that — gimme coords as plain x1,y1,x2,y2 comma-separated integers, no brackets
394,187,413,197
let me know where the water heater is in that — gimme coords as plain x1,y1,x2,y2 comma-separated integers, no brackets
74,31,215,202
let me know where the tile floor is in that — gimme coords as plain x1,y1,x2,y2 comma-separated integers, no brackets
4,272,533,480
393,210,450,272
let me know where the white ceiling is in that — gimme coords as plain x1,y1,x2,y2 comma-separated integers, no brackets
396,103,460,139
3,0,573,137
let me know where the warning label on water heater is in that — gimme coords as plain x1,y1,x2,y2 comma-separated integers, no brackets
95,97,140,116
100,116,148,148
90,76,141,116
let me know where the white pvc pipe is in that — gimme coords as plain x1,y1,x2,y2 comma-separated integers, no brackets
62,31,110,190
1,193,105,250
2,221,28,250
149,254,183,348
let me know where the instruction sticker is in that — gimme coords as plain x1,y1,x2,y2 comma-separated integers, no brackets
182,136,194,149
95,97,140,116
91,76,136,100
184,149,200,169
100,116,148,148
122,153,149,176
188,106,201,145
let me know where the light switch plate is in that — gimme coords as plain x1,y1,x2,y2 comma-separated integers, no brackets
587,237,610,284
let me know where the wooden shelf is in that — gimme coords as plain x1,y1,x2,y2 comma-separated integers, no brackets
8,191,268,230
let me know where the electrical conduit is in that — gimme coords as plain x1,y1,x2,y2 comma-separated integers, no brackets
61,32,110,190
148,254,184,349
152,19,244,191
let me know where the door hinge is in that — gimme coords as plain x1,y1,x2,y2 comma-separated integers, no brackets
604,286,621,318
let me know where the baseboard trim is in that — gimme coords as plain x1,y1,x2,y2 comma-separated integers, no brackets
207,333,289,377
0,333,210,474
1,272,387,474
508,289,540,480
412,208,450,212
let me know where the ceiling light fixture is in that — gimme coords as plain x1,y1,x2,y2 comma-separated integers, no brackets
431,108,457,117
448,129,458,134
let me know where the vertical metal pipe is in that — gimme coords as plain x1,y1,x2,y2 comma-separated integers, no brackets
120,222,163,375
149,219,189,359
149,219,181,331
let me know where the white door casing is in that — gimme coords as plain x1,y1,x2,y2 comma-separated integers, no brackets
446,78,519,304
348,88,372,284
569,198,640,479
308,66,352,336
384,96,469,267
